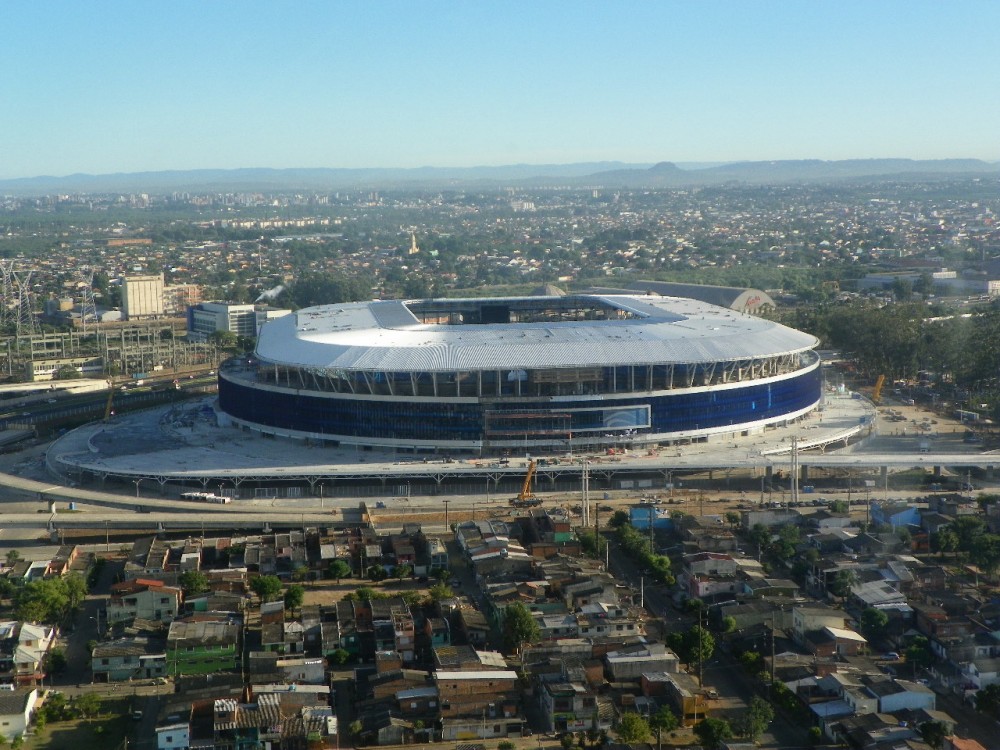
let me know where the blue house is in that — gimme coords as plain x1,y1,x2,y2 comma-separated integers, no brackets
628,506,673,532
870,501,921,528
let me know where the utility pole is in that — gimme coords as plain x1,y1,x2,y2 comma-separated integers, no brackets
770,612,777,684
698,606,704,688
443,499,450,529
791,436,799,506
649,503,655,551
594,497,600,564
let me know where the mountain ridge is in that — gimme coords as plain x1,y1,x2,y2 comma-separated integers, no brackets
1,158,997,194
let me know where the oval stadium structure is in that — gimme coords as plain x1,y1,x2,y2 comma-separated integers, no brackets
218,294,821,454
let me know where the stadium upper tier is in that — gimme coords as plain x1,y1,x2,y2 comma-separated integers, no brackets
220,294,822,451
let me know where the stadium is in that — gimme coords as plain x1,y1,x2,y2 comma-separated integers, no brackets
218,294,822,454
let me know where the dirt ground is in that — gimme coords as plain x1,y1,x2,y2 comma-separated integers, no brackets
298,576,433,607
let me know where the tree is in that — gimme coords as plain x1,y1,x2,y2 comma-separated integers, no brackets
328,560,351,581
501,602,541,655
352,586,387,601
724,511,741,529
891,277,913,302
931,527,958,557
44,647,67,675
666,625,714,666
975,683,1000,720
649,706,678,750
432,567,452,582
348,719,363,739
395,564,413,580
897,526,913,548
209,330,238,350
971,533,1000,579
366,564,388,582
5,550,21,567
919,720,947,749
178,570,210,596
53,364,82,380
693,717,733,749
249,574,283,602
328,648,351,666
748,524,771,554
616,712,651,743
560,734,576,750
739,696,774,742
772,523,801,560
64,572,88,611
952,516,986,559
74,692,102,720
284,584,305,613
608,510,629,528
720,615,737,633
906,636,935,676
14,573,88,625
428,582,454,602
739,650,764,676
860,608,889,640
830,569,858,598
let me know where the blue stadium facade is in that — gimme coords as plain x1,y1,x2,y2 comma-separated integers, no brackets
218,295,822,453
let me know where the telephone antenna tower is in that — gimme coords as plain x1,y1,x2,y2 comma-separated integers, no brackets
13,269,38,339
79,272,98,334
0,262,15,332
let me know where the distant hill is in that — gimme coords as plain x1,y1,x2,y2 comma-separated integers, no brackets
0,162,648,194
586,158,1000,187
1,158,997,194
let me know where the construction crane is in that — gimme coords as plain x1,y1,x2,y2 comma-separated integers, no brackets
510,459,541,507
872,374,886,405
103,379,116,421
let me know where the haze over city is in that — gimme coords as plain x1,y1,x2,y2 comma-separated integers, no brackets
5,3,1000,750
3,0,1000,180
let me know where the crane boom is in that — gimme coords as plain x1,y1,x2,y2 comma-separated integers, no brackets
103,380,115,421
872,374,886,405
510,460,541,507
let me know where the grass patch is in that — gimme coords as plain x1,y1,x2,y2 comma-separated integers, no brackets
31,697,130,750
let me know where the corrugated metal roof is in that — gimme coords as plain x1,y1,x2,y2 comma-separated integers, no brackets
255,295,816,372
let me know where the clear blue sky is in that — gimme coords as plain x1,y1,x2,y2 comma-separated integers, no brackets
3,1,999,179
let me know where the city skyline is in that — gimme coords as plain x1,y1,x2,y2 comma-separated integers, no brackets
3,1,1000,180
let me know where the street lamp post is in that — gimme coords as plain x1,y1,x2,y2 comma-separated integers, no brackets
172,637,187,677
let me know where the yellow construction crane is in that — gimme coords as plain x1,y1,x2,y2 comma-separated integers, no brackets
510,459,540,507
103,379,116,421
872,374,886,405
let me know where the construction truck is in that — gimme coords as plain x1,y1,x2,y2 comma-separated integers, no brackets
510,460,542,507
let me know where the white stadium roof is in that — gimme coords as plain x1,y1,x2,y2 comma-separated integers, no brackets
254,294,817,372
